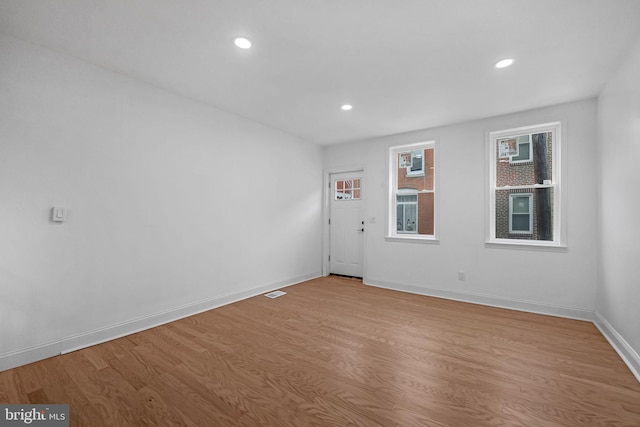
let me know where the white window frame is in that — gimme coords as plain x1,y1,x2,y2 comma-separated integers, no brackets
488,122,564,249
509,193,533,234
387,141,438,243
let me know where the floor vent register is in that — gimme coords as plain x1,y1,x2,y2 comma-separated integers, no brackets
264,290,287,299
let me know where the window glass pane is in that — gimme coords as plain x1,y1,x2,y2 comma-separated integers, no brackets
512,214,530,231
418,192,435,235
396,194,419,233
399,152,411,168
411,150,423,172
424,148,434,191
511,142,530,162
335,178,361,200
398,194,417,203
512,196,529,213
397,150,432,189
495,189,554,240
496,132,552,187
498,138,518,157
535,132,553,182
336,189,351,199
405,204,417,232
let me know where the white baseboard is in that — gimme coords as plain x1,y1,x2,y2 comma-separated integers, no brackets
365,278,594,321
0,272,321,372
594,312,640,383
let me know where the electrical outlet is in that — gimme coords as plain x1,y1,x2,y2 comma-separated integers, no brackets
458,270,466,281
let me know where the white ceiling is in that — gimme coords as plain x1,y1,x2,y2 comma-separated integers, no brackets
1,0,640,145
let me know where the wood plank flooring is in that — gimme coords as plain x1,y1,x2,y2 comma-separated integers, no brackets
1,275,639,426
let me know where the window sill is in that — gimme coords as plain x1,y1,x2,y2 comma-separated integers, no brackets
495,183,555,190
385,236,440,244
485,240,567,252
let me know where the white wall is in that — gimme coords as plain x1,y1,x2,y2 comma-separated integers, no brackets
0,34,323,370
325,99,599,319
596,36,640,378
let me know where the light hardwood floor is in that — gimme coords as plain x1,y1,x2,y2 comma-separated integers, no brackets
1,275,639,426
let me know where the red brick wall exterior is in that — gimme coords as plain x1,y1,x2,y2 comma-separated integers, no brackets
495,188,554,240
418,192,434,235
496,132,553,187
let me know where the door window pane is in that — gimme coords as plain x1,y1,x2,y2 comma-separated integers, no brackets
335,178,361,200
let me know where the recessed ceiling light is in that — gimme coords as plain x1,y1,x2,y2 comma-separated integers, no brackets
341,104,353,111
495,58,515,69
234,37,252,49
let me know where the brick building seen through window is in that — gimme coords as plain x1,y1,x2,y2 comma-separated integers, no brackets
495,131,553,241
396,147,435,235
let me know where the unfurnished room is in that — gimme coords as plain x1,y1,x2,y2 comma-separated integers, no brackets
1,1,640,426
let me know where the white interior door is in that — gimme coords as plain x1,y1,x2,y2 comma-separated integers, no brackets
330,172,364,277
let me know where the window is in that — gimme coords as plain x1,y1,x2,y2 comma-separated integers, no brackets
509,193,533,234
397,189,418,233
489,122,562,246
401,150,424,176
509,135,532,163
335,178,361,200
388,141,437,241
